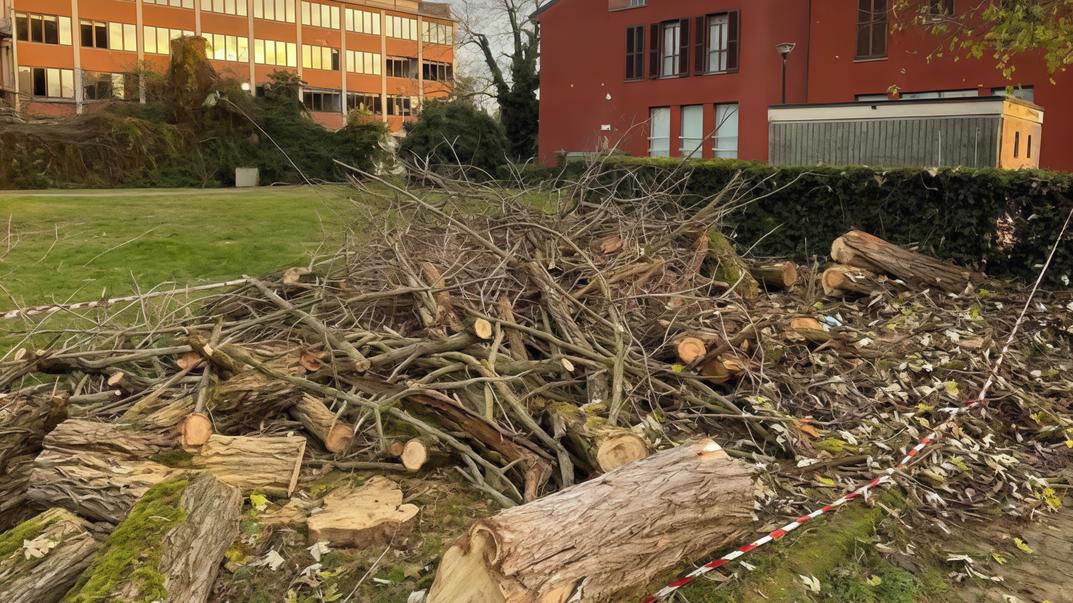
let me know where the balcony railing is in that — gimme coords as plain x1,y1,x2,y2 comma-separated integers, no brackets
609,0,645,11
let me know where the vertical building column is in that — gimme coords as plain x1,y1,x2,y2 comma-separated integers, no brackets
246,0,254,93
136,0,145,103
71,0,82,114
295,0,302,104
416,14,422,105
338,2,345,118
194,0,201,34
9,1,19,111
379,9,386,124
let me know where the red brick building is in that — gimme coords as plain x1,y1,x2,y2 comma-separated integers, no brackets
0,0,454,131
535,0,1073,171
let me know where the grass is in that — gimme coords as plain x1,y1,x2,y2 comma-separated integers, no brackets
0,185,362,310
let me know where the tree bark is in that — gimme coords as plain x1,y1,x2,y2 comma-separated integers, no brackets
427,439,754,603
290,394,353,453
0,455,37,530
707,229,760,299
0,386,68,473
62,472,241,603
190,434,305,497
0,507,101,603
545,401,649,474
747,260,799,289
821,265,890,296
831,230,984,293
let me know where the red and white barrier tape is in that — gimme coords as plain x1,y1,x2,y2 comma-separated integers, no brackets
643,206,1073,603
0,279,250,321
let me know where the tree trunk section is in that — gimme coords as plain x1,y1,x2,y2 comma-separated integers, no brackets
0,455,37,530
400,437,449,472
190,434,305,497
427,439,754,603
307,476,419,547
747,260,799,289
545,401,649,474
289,394,353,453
821,265,889,296
0,508,101,603
62,472,241,603
0,386,68,473
830,230,983,293
707,229,759,299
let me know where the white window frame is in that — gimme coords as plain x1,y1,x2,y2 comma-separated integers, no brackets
707,14,729,73
713,103,739,159
680,105,704,158
649,107,670,157
661,21,680,77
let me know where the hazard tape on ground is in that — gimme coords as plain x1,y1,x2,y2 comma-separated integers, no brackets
0,279,250,321
643,205,1073,602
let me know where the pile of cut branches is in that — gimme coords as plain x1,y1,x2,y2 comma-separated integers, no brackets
1,164,1071,602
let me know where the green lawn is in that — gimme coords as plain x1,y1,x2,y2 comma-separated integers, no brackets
0,185,362,310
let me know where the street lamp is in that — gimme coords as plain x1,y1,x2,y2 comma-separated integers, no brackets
776,42,796,105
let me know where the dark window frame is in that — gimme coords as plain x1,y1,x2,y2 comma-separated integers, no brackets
625,25,644,81
856,0,888,60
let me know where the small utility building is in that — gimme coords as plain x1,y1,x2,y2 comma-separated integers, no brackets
768,97,1043,169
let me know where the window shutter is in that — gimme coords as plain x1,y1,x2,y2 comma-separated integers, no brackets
874,0,888,57
727,11,740,72
678,18,690,76
649,23,660,78
694,16,705,74
637,27,646,78
625,27,634,79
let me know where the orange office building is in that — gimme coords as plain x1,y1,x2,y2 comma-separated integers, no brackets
0,0,455,131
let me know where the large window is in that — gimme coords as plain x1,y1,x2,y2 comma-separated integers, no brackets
385,95,414,116
856,0,887,60
205,33,249,62
422,61,452,81
200,0,248,17
82,72,132,100
15,13,72,45
18,66,75,99
649,107,670,157
345,8,380,35
255,39,298,67
386,56,418,78
143,26,194,55
346,50,382,75
253,0,297,23
145,0,196,8
80,20,137,51
422,21,453,45
301,2,340,29
680,105,704,158
625,26,644,80
660,20,682,77
926,0,954,19
386,15,417,40
713,103,739,159
992,86,1035,102
347,92,381,114
701,12,738,74
301,44,340,71
304,89,341,112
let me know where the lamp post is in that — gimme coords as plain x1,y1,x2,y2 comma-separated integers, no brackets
776,42,796,105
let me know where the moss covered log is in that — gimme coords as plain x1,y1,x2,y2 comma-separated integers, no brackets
0,508,101,603
707,229,760,299
62,472,241,603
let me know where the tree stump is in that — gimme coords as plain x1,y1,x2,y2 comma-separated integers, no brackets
427,439,754,602
0,507,101,603
62,472,241,603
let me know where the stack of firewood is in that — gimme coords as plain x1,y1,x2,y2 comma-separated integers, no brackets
0,172,1004,602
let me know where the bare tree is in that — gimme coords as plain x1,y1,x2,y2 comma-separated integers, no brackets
454,0,540,160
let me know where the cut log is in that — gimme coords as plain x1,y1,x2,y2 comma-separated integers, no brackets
545,401,649,474
0,507,101,603
469,317,494,340
190,434,305,497
400,437,449,472
421,261,465,333
179,412,213,448
290,394,353,453
0,386,67,473
821,265,889,296
674,336,707,364
62,472,241,603
831,230,984,293
307,476,419,547
706,229,759,299
0,455,37,530
789,317,832,345
747,260,799,289
38,418,175,457
427,439,754,603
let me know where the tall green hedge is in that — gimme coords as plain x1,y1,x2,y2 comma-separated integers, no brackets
528,158,1073,285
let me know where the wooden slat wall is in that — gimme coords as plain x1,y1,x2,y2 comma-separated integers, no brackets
770,116,1001,168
